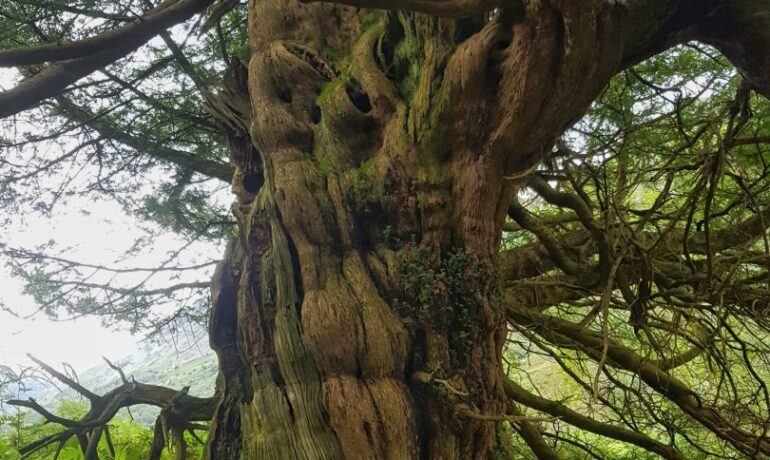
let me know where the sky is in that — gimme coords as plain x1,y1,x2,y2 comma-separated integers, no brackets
0,296,138,371
0,71,127,371
0,67,223,373
0,196,218,371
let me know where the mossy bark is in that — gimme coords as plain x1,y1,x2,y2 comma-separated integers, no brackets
202,1,642,458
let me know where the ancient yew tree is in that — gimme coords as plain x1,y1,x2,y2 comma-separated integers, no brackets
3,0,770,458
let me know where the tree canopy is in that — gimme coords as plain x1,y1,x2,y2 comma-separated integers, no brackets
2,0,770,459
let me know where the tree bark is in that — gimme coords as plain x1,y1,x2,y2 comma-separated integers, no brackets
205,3,514,458
200,1,770,458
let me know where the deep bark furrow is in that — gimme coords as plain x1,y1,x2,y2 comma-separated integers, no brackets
197,1,770,458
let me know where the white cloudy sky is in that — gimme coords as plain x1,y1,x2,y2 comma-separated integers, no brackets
0,68,222,372
1,210,142,370
0,196,220,371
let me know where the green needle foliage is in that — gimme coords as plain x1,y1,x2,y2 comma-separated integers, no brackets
1,0,770,458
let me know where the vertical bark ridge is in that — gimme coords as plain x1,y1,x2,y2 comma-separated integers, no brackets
209,1,731,458
242,1,419,458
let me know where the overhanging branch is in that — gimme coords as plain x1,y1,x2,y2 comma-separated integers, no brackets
0,0,215,118
503,377,685,460
507,307,770,457
0,0,213,67
52,95,232,182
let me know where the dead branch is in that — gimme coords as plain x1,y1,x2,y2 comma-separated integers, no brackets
6,357,216,459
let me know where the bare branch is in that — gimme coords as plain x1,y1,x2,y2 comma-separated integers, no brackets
103,358,129,384
5,398,80,427
27,355,100,402
10,357,216,458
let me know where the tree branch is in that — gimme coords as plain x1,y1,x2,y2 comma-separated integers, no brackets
26,354,100,402
51,95,232,182
507,307,770,457
695,0,770,98
0,0,216,118
508,401,561,460
8,357,216,458
0,0,213,67
504,378,684,460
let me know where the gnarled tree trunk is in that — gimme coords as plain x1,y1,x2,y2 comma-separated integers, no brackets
200,1,770,458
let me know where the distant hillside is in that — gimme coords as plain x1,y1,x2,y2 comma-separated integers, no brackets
14,327,218,425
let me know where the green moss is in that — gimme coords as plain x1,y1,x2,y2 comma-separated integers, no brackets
316,79,344,105
348,167,371,211
380,14,455,164
359,158,375,173
359,11,382,32
381,225,394,246
347,159,392,214
311,113,338,176
393,37,423,100
396,244,487,366
317,152,334,176
324,45,345,66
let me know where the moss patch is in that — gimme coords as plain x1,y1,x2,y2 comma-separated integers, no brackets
396,243,487,367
